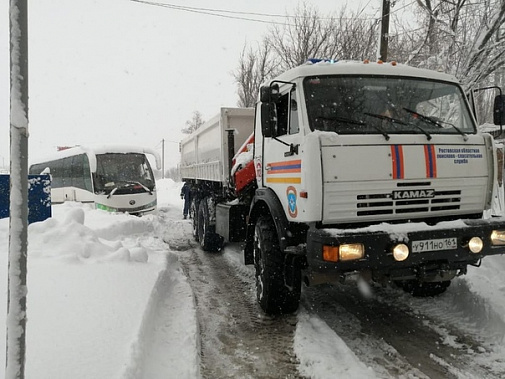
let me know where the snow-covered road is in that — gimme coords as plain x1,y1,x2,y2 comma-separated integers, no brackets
1,178,504,378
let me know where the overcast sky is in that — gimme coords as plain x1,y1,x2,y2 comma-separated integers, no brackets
1,0,378,170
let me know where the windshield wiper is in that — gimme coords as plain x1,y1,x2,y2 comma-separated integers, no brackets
133,181,153,195
107,187,119,199
365,112,432,141
106,181,153,199
403,108,468,141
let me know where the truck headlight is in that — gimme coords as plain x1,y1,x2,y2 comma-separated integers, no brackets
491,230,505,245
322,244,364,262
468,237,483,253
392,243,409,261
339,243,365,261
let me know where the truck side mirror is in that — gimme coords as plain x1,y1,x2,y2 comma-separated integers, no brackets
260,84,280,103
261,103,276,138
493,94,505,125
259,83,280,138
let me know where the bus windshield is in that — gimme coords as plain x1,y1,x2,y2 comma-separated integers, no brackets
303,75,475,136
94,153,155,194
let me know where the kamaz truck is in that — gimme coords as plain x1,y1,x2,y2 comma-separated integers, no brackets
180,59,505,315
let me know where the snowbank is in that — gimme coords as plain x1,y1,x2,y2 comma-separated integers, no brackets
0,178,504,378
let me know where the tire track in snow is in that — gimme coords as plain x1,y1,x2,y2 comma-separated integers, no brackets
303,281,505,378
179,247,304,379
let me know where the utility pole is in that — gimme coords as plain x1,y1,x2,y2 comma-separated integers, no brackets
161,139,165,179
378,0,391,61
7,0,29,378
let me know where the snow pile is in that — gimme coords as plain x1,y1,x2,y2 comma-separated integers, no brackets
28,205,150,262
0,178,199,379
0,177,504,378
295,310,376,379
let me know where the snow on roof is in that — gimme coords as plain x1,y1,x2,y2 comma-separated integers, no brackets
273,59,460,85
30,144,162,171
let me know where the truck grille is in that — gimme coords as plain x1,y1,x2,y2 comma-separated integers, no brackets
356,183,461,217
323,178,486,224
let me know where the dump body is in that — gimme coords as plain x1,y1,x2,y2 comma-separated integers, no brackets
180,107,254,184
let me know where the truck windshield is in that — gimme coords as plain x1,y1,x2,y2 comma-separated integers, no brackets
94,153,155,194
303,75,475,136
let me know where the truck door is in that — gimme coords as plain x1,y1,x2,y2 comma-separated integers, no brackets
262,88,303,220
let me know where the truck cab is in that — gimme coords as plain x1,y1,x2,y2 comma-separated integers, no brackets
244,60,505,314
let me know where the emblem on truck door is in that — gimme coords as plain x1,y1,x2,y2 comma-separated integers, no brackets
392,189,435,200
286,186,298,218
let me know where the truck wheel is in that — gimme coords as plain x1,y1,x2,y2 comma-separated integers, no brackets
190,199,199,242
197,197,223,252
253,215,301,315
397,280,451,297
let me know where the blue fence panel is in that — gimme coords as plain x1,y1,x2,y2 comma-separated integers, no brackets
0,175,8,220
0,174,52,223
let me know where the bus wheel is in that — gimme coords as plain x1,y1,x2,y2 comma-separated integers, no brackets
396,280,451,297
197,197,223,252
253,215,301,315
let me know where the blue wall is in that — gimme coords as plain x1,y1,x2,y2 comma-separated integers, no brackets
0,174,52,224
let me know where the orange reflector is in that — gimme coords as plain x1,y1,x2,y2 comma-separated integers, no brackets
322,245,339,262
300,191,308,198
377,59,384,64
363,59,370,64
391,61,397,66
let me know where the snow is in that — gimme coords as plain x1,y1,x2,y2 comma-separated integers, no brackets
30,144,163,172
1,179,505,378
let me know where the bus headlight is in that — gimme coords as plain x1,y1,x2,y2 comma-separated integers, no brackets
468,237,483,253
392,243,409,261
491,230,505,245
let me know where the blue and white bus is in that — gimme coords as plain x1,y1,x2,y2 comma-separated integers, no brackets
29,145,160,215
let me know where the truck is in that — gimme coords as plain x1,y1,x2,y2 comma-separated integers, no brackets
180,59,505,315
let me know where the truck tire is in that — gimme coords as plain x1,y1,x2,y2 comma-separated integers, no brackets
197,197,223,252
190,198,199,242
253,215,301,315
397,280,451,297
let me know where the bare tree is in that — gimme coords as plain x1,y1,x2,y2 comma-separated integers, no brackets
234,0,504,114
233,38,278,107
234,2,378,105
268,3,339,71
331,7,379,60
182,111,204,134
397,0,505,89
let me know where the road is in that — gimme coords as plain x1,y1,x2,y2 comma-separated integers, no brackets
159,211,505,378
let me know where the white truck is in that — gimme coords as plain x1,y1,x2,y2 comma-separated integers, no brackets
180,59,505,315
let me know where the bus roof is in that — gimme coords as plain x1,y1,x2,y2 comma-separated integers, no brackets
30,144,162,171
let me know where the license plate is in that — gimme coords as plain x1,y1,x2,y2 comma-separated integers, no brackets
411,238,458,253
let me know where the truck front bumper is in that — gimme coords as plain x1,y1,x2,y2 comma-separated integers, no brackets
304,218,505,285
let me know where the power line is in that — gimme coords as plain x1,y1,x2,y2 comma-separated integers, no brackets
129,0,416,23
129,0,421,38
130,0,295,26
